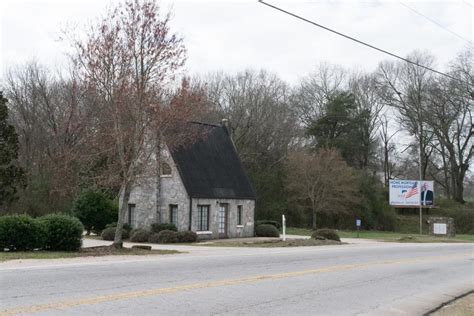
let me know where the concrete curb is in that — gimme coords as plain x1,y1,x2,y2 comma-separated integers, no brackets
423,289,474,316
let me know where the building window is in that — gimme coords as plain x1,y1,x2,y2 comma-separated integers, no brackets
128,204,136,227
237,205,243,225
161,162,172,176
170,204,178,226
197,205,210,231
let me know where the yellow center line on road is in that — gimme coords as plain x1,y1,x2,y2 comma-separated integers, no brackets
1,253,471,316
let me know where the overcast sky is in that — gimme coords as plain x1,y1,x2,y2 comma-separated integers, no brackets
1,0,472,83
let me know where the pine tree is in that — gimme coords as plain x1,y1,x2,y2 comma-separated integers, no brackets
0,92,25,210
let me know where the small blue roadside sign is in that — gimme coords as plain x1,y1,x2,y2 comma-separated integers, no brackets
356,219,361,238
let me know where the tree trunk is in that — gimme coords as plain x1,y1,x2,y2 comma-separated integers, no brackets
311,202,317,230
440,144,451,199
155,135,162,224
114,181,132,249
383,143,389,187
453,167,467,204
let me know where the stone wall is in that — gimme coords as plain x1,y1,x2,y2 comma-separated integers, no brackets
191,198,255,239
157,147,190,231
128,174,158,229
427,217,455,237
127,145,190,230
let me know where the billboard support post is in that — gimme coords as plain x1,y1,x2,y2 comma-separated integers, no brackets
417,124,423,235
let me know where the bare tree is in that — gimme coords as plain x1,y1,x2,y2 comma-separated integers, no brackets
4,62,89,214
425,49,473,203
349,73,384,169
379,114,399,187
291,63,346,127
204,69,300,219
71,0,195,247
285,148,357,230
205,69,299,163
376,51,436,179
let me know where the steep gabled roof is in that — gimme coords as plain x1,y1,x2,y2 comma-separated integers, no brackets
170,122,256,200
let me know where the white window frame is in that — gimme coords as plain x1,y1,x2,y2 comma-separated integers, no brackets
197,205,210,231
170,204,178,226
237,205,243,226
160,162,172,177
128,204,136,227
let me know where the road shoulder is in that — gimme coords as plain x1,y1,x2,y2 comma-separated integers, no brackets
428,291,474,316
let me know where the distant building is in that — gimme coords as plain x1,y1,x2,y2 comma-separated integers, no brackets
126,122,256,239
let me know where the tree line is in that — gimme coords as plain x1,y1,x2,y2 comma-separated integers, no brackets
1,1,472,240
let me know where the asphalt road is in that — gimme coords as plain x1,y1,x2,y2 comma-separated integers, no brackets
1,242,473,316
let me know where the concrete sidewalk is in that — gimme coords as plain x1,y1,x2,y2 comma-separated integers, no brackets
82,234,381,251
282,234,383,244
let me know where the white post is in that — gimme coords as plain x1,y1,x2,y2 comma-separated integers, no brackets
282,214,286,241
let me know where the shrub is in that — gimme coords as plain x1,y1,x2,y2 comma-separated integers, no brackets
255,224,280,237
106,222,132,232
177,231,198,243
40,214,84,251
150,223,177,234
256,220,281,230
148,233,161,243
374,205,396,231
436,205,474,234
101,227,129,241
152,230,178,243
0,215,46,251
129,229,151,242
311,228,340,241
71,189,117,234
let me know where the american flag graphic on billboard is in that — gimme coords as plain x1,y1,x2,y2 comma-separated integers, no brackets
404,181,418,199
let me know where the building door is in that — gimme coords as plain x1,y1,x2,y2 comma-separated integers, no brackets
218,204,228,238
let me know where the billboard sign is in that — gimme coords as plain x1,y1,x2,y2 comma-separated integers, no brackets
389,180,434,206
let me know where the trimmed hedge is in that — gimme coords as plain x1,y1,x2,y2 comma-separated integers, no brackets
101,227,130,241
129,229,151,242
255,224,280,237
40,214,84,251
177,231,198,243
151,223,177,234
148,233,161,244
106,222,132,232
154,230,178,243
311,228,340,242
256,220,281,230
0,215,47,251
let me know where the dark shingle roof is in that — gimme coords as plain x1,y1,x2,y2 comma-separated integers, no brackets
170,123,256,200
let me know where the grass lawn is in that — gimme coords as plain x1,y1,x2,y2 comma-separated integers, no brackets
431,292,474,316
201,239,343,248
286,227,474,243
0,246,180,262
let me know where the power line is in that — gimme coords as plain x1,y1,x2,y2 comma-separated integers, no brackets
399,1,473,45
258,0,469,86
462,1,474,9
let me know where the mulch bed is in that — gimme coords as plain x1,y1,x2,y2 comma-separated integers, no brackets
80,246,177,256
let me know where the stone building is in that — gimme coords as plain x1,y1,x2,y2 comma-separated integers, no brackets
126,122,256,239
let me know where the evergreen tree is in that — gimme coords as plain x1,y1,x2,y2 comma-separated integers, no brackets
307,91,376,169
0,92,25,211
